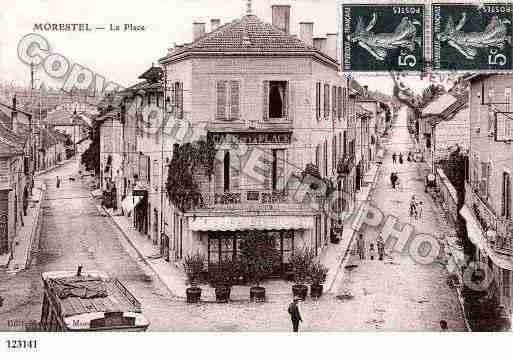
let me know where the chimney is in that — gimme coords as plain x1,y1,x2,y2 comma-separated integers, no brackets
193,22,206,41
299,22,314,47
272,5,291,34
326,33,338,60
211,19,220,32
313,37,327,53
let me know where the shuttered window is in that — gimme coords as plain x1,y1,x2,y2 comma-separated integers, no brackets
337,86,342,121
263,81,270,120
324,140,328,177
230,81,240,120
315,144,320,169
480,161,490,198
332,135,337,173
503,172,512,219
217,80,240,121
316,82,321,121
332,86,337,120
216,81,227,120
324,84,330,120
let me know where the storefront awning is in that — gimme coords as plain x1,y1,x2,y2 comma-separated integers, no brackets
188,216,314,232
122,195,143,214
460,205,513,271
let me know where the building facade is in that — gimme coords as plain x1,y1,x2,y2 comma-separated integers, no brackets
461,74,513,316
156,5,355,273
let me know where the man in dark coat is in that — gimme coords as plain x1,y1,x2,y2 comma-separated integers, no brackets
288,297,302,332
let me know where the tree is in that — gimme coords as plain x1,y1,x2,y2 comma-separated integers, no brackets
239,232,277,287
81,120,100,174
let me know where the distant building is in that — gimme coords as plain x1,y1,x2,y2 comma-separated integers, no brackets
421,92,470,164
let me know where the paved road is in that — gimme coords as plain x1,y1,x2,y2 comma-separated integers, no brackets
331,107,466,331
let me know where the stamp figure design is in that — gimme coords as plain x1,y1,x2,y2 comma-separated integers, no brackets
341,4,425,72
432,3,513,71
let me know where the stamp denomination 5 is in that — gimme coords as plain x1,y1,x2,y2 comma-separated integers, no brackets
341,4,425,73
431,2,513,72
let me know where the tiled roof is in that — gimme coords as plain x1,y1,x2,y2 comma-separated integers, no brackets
422,93,459,117
160,15,336,63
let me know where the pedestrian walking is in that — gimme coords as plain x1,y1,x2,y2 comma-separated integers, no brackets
439,320,448,332
392,152,397,164
399,153,404,164
357,233,365,260
369,242,376,260
377,237,385,261
56,176,61,188
407,152,412,162
288,297,303,332
390,172,396,189
409,195,418,219
417,200,424,219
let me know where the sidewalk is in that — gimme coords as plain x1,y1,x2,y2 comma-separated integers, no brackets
2,180,47,273
1,159,72,273
92,201,188,299
322,161,382,293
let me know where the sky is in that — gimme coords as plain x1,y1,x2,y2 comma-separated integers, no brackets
0,0,427,95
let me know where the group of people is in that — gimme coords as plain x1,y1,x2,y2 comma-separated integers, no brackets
409,195,424,220
392,151,416,164
357,233,385,261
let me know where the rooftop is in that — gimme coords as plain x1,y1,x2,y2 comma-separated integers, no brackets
160,14,337,66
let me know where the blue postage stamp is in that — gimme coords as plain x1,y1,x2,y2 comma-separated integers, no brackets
432,3,513,71
341,4,425,72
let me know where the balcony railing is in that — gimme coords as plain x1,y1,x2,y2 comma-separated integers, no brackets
466,183,513,255
191,190,321,212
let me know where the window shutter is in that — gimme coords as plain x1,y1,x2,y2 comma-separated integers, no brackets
276,149,285,191
263,81,269,121
178,82,184,119
315,82,321,121
230,81,239,120
287,81,293,122
324,84,329,120
231,152,240,190
332,86,337,120
216,81,227,120
332,136,337,173
337,87,342,121
503,172,507,217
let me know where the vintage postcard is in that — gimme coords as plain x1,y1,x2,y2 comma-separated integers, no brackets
431,2,513,72
341,3,425,72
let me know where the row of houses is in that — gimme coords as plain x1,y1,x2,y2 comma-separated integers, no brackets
0,95,70,263
94,4,392,275
415,74,513,320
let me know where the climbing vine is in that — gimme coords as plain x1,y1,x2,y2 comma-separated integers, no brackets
166,138,217,211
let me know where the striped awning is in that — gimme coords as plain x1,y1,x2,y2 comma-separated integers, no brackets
188,215,314,232
460,205,513,271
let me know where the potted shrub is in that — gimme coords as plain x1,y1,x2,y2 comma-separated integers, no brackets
210,259,237,303
309,262,329,299
290,247,314,300
183,251,206,303
239,231,277,302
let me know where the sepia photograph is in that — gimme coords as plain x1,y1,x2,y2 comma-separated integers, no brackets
0,0,512,357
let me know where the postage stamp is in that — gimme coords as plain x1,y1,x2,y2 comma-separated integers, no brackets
340,3,425,72
431,2,513,72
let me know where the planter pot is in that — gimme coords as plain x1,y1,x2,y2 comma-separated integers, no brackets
310,284,324,299
186,287,202,303
215,286,231,303
250,286,266,302
292,284,308,300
